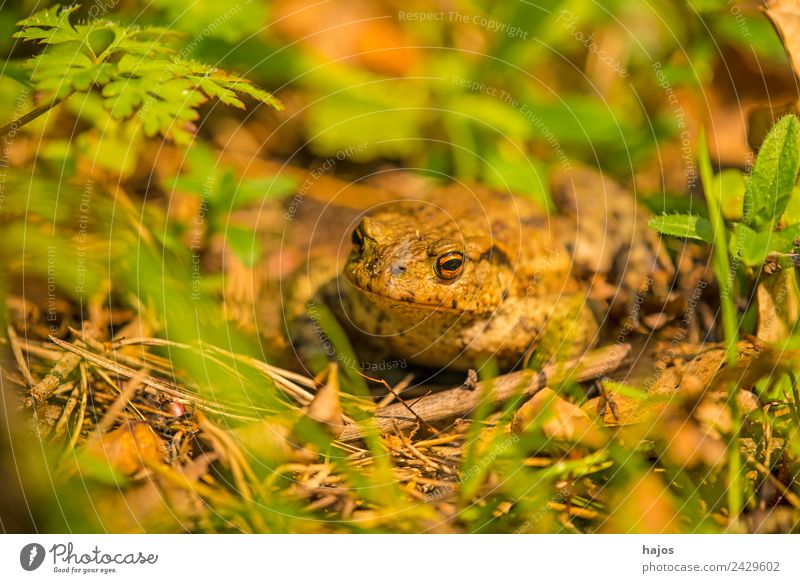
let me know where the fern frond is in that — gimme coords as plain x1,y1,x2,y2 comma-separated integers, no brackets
11,4,282,144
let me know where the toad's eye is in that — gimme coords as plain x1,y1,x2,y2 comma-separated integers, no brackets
351,224,365,250
435,251,465,280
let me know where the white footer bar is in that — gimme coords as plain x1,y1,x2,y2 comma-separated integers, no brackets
0,534,796,582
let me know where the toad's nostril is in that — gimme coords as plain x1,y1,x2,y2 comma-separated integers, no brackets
389,263,407,276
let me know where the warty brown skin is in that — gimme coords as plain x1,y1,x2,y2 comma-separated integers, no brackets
285,168,664,373
338,187,600,371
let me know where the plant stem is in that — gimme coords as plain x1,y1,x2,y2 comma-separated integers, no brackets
698,131,739,363
698,129,743,528
0,91,74,140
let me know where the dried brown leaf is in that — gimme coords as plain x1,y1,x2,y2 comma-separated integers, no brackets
512,388,606,448
765,0,800,79
756,271,800,342
83,421,165,476
306,368,345,437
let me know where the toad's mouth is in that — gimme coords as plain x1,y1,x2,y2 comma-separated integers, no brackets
342,270,478,315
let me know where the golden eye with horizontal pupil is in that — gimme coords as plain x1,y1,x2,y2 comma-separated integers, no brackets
435,251,465,279
351,224,365,250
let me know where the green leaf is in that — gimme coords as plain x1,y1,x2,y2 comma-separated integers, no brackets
72,449,130,486
714,169,746,221
164,143,221,195
225,226,261,267
213,168,239,210
86,28,116,58
649,214,714,243
744,114,800,230
198,78,244,109
688,0,728,11
165,142,296,216
306,90,424,160
735,222,800,267
223,81,284,111
447,93,532,141
482,146,554,211
14,5,80,44
783,182,800,226
16,4,78,28
231,175,298,209
115,55,177,80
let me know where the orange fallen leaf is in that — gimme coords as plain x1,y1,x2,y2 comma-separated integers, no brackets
602,472,683,533
306,365,345,437
512,388,606,448
83,422,166,476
